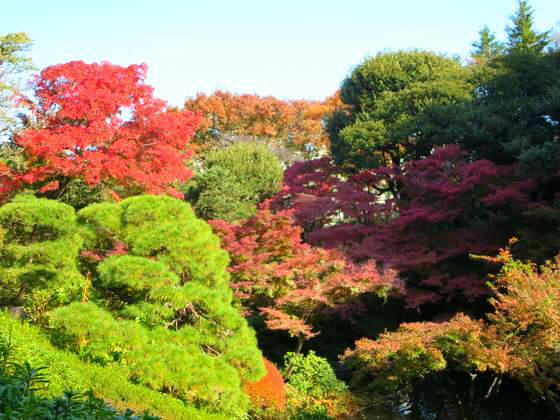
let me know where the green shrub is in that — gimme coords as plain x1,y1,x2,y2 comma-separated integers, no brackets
0,194,265,418
0,360,159,419
283,351,347,399
188,142,283,221
192,166,257,221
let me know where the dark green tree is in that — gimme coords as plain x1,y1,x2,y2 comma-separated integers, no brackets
327,51,472,172
506,0,550,53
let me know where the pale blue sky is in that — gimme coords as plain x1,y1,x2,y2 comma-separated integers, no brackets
3,0,558,106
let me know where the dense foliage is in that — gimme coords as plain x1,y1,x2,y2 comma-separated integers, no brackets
0,360,159,419
4,61,200,201
327,50,472,171
184,90,346,149
0,194,84,320
0,2,559,418
243,358,286,410
211,206,398,351
188,142,283,221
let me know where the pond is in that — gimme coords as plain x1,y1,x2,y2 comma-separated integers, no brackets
360,384,552,420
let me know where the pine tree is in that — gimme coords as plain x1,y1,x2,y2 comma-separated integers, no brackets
471,26,503,63
506,0,550,53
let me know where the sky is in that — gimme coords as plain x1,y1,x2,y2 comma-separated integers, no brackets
3,0,559,106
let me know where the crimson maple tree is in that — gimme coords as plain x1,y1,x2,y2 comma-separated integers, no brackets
273,146,535,308
210,205,398,352
13,61,200,199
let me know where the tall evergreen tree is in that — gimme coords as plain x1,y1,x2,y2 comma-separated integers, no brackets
506,0,550,53
471,26,503,63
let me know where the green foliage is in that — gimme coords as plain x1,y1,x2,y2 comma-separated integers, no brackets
471,26,503,63
188,142,283,221
506,0,550,53
328,50,472,171
0,360,159,419
460,49,560,173
283,351,347,399
0,312,221,419
0,195,83,320
63,195,264,416
191,166,257,221
56,178,109,210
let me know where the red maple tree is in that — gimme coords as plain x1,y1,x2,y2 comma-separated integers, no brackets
13,61,200,199
210,205,398,352
272,146,536,308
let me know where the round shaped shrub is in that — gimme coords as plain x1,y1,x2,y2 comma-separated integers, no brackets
189,142,283,221
244,358,287,410
283,351,347,399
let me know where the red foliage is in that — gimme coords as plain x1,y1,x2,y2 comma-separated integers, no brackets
13,61,200,199
273,146,536,308
243,358,286,410
210,206,398,346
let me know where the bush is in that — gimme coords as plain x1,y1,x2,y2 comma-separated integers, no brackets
243,358,286,410
188,142,283,221
0,361,159,419
0,194,265,418
283,351,347,399
50,195,265,417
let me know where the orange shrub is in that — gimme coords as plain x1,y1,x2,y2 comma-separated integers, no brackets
243,358,286,410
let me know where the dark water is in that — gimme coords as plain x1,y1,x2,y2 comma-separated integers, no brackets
360,386,554,420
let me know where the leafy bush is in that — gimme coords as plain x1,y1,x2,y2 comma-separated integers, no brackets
47,195,265,417
283,351,347,399
188,142,283,221
0,361,159,419
243,358,286,410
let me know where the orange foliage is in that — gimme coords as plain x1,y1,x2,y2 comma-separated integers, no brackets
243,358,286,410
184,90,347,148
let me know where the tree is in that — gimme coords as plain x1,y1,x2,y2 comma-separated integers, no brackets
342,314,512,420
471,26,503,63
187,142,283,221
210,207,397,352
506,1,550,53
343,244,560,418
0,32,33,138
12,61,200,200
327,51,472,172
459,48,560,173
485,243,560,408
6,195,266,416
184,90,344,150
273,147,535,309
